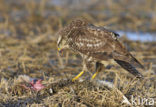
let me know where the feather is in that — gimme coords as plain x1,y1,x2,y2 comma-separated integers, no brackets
129,54,145,69
114,59,143,78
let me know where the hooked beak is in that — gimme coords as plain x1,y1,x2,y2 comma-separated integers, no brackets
57,47,63,56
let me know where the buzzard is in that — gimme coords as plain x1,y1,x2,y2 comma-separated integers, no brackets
57,18,144,81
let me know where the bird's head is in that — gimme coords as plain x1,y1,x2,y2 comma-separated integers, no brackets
57,18,88,54
57,28,69,54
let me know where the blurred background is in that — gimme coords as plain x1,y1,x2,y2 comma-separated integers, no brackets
0,0,155,106
0,0,156,40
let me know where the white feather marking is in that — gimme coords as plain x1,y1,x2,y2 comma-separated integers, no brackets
78,38,82,41
88,57,93,61
97,28,101,31
57,36,62,45
87,44,93,47
75,42,84,47
94,42,103,47
111,32,117,39
79,42,84,46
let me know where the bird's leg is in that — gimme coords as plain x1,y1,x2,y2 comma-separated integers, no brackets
72,70,85,81
72,58,88,82
91,62,104,80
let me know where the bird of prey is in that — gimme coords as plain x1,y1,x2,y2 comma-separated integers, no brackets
57,18,144,81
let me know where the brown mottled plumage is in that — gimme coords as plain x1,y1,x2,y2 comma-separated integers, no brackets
57,18,144,81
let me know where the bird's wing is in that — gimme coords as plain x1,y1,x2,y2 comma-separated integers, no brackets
67,25,130,61
67,25,118,54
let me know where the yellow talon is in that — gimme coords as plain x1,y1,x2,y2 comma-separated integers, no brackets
72,70,84,82
91,71,99,80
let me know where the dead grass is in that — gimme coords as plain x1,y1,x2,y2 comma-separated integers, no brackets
0,0,156,107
